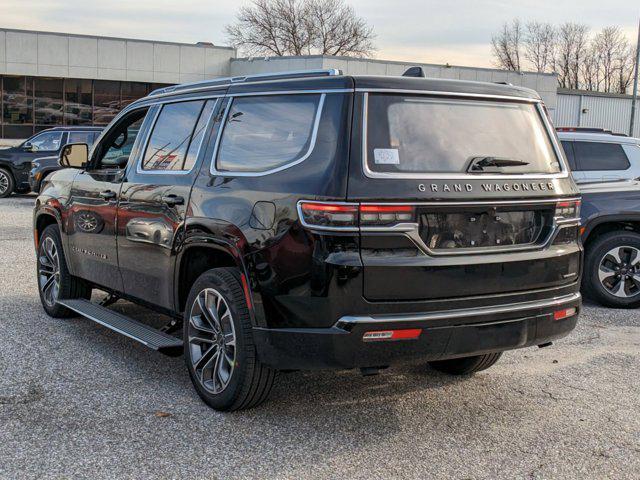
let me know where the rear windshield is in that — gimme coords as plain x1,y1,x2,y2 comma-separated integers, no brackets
366,94,561,175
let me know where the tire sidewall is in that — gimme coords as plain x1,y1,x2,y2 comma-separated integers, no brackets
183,269,253,410
585,231,640,308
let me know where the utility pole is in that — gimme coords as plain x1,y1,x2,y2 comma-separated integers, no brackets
631,17,640,137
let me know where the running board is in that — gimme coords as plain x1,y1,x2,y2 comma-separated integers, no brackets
58,298,183,356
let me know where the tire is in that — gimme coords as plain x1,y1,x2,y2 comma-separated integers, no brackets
184,267,276,411
428,352,502,375
37,224,91,318
583,231,640,308
0,168,14,198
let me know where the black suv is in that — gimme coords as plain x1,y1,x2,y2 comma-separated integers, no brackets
0,126,102,197
33,69,582,411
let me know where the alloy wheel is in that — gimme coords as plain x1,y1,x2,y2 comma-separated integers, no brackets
38,237,61,307
187,288,237,394
0,171,9,195
598,246,640,298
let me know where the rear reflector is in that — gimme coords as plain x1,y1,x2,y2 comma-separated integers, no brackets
553,307,577,321
362,329,422,342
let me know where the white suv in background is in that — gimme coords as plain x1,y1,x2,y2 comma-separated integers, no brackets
557,128,640,184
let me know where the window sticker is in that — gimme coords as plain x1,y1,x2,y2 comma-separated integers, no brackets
374,148,400,165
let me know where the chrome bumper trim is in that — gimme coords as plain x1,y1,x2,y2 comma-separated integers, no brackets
335,292,581,329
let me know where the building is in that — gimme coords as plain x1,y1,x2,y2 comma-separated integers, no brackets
0,28,235,142
556,89,640,138
1,27,560,144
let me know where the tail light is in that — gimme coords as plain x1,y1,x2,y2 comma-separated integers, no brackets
553,307,577,321
298,202,358,229
555,200,581,220
298,201,416,230
359,205,415,226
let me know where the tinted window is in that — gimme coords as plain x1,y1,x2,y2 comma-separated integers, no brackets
68,131,98,145
560,141,577,170
142,101,204,171
183,100,217,171
29,131,63,151
367,95,560,174
217,94,322,173
100,112,148,169
573,141,630,171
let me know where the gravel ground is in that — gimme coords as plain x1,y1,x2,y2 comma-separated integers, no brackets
0,195,638,480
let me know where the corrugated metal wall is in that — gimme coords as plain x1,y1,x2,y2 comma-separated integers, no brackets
556,91,640,137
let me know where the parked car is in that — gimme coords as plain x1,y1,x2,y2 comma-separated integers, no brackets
33,69,582,411
0,126,102,197
580,179,640,308
557,128,640,184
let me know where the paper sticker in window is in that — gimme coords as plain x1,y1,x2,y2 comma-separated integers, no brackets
374,148,400,165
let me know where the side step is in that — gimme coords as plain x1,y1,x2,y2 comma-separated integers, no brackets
58,299,183,356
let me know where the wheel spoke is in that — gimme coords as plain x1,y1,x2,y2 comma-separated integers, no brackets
189,315,215,335
223,332,236,347
190,335,214,345
194,344,218,372
197,292,219,333
612,278,627,297
598,264,616,283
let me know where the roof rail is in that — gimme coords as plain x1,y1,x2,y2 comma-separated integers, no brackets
149,69,343,97
556,127,614,134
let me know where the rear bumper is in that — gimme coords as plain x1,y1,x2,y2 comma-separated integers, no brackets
253,292,581,370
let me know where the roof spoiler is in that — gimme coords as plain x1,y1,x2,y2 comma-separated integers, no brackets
402,66,426,78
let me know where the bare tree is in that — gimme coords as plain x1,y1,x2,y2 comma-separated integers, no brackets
523,21,556,73
225,0,375,57
556,22,590,89
580,43,603,91
491,19,522,71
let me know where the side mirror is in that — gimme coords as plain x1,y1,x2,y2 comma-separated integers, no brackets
23,142,34,152
59,143,89,169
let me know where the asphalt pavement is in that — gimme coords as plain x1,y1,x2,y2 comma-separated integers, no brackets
0,195,638,479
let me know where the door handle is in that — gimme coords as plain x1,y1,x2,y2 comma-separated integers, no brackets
99,190,116,200
161,194,184,206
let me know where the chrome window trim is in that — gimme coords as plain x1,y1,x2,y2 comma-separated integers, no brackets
135,99,218,176
210,92,327,177
335,292,581,328
361,92,570,180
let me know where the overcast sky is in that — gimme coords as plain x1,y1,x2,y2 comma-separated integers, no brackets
2,0,639,67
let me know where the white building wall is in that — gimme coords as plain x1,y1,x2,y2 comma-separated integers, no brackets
230,55,558,113
556,91,640,138
0,28,236,83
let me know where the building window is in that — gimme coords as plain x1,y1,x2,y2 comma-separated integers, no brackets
65,79,93,125
2,76,32,125
0,76,172,139
34,78,64,126
93,80,121,125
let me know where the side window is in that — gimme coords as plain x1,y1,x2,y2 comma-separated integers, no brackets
216,94,322,173
96,109,149,169
68,131,96,146
573,141,630,171
29,131,64,152
560,141,577,170
141,100,205,171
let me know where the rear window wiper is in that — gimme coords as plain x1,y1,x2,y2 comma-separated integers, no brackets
467,156,530,173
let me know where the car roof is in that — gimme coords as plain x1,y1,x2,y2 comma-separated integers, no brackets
557,131,640,144
138,69,541,106
37,126,104,133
